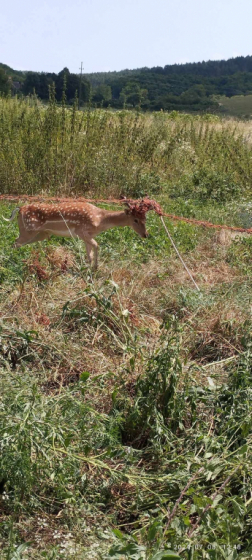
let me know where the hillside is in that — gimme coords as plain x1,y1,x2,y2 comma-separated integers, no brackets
0,62,26,82
84,56,252,112
85,55,252,83
2,55,252,114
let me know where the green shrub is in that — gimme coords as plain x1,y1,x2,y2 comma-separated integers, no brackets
172,168,242,203
1,96,252,200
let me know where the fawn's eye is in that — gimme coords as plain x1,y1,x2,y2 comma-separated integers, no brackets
134,219,139,224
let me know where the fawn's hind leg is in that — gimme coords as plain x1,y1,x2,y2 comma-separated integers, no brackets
14,231,51,248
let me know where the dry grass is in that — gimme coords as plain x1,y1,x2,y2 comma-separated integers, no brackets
0,230,249,392
1,223,250,408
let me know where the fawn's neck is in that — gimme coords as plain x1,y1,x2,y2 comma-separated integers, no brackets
98,210,131,232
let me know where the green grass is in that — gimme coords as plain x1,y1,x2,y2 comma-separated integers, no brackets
217,94,252,118
1,95,252,202
0,200,203,285
2,103,252,558
1,199,252,559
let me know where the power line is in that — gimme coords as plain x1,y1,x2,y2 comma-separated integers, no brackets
78,62,83,109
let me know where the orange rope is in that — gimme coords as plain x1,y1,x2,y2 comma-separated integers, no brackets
0,193,251,235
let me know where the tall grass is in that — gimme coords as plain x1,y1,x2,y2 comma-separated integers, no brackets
1,94,252,200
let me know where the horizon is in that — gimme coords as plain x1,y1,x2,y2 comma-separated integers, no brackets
1,0,252,75
3,53,252,77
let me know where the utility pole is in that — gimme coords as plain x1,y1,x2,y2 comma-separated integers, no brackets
78,62,83,110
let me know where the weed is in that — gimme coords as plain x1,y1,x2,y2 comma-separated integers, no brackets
1,97,252,200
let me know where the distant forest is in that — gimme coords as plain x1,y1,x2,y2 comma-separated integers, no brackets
2,55,252,113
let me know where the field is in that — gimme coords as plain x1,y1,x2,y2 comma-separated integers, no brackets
217,95,252,118
1,97,252,559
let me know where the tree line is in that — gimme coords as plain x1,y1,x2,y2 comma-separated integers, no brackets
1,55,252,112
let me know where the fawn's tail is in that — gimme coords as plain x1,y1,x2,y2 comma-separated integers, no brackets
2,207,20,222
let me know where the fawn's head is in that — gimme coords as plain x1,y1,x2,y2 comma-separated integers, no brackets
122,196,163,238
124,207,148,238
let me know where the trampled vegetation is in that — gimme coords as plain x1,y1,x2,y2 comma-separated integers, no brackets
1,99,252,559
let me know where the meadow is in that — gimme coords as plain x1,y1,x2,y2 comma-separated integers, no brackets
217,95,252,119
1,96,252,559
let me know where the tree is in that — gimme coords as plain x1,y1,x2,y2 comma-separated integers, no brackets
0,68,11,94
23,72,42,96
22,68,91,104
119,82,148,107
92,85,112,104
56,68,90,103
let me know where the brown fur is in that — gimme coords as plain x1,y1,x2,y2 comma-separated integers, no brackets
13,202,148,269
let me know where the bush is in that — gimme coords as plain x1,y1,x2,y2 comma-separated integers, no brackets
173,168,241,202
1,96,252,200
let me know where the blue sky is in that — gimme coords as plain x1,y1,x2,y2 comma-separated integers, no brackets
1,0,252,74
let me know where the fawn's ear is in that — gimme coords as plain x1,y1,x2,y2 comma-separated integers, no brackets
124,208,131,215
122,200,131,212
